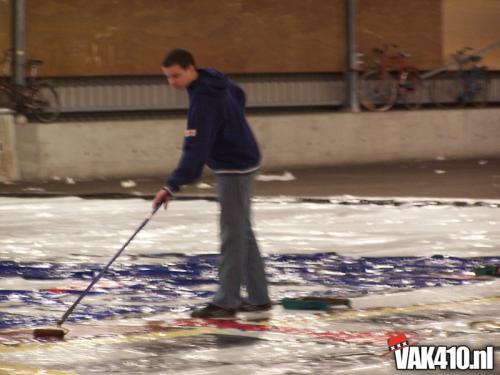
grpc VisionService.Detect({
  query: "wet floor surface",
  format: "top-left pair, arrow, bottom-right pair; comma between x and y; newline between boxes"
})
2,158 -> 500,199
0,197 -> 499,374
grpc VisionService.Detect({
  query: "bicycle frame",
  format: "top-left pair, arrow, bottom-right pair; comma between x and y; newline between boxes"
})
373,46 -> 416,85
429,47 -> 489,107
0,49 -> 60,122
454,48 -> 486,102
359,44 -> 422,111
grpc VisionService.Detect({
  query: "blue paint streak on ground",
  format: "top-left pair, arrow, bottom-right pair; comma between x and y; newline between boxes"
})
0,253 -> 498,329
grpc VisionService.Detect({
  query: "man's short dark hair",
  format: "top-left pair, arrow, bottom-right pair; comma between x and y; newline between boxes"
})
162,49 -> 196,69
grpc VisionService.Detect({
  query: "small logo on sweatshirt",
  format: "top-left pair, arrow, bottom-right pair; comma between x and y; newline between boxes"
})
185,129 -> 197,137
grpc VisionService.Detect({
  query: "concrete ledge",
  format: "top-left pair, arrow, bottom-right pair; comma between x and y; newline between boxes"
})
9,108 -> 500,181
0,109 -> 19,182
251,108 -> 500,167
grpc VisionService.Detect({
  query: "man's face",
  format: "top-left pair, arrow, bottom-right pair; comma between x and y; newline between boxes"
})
162,64 -> 197,90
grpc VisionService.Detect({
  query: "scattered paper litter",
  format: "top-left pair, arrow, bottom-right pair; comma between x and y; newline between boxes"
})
196,182 -> 212,189
121,180 -> 137,188
434,170 -> 446,174
257,171 -> 296,182
65,177 -> 76,184
22,187 -> 45,192
478,160 -> 488,165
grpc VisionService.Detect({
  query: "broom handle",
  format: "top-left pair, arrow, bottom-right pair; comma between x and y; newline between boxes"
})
57,205 -> 161,326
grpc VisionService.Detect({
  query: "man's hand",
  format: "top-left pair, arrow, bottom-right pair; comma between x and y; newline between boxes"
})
153,188 -> 172,210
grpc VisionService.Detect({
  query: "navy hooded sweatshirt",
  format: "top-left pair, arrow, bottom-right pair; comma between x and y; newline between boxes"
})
165,68 -> 261,193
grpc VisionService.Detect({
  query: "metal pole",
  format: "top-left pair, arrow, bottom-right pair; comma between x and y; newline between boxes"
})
11,0 -> 26,85
57,205 -> 160,326
345,0 -> 360,112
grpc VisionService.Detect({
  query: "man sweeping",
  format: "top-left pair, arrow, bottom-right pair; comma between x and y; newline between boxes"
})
152,49 -> 272,319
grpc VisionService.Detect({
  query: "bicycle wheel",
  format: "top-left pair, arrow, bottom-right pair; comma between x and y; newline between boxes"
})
430,72 -> 461,108
466,68 -> 489,107
400,69 -> 423,110
0,84 -> 15,110
28,81 -> 60,122
358,70 -> 396,111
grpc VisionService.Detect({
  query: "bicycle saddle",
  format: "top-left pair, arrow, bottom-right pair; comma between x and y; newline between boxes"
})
27,59 -> 43,66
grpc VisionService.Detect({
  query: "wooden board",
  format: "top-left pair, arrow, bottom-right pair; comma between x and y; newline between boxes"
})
23,0 -> 345,76
0,1 -> 497,76
0,0 -> 10,76
442,0 -> 500,69
358,0 -> 442,70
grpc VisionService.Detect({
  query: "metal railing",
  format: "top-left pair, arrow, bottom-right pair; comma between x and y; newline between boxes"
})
45,72 -> 500,115
49,73 -> 344,113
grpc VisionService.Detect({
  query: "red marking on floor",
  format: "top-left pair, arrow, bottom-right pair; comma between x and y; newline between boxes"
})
173,318 -> 408,344
47,288 -> 68,293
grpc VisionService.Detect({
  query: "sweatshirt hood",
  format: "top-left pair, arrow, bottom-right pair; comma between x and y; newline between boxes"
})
187,68 -> 228,98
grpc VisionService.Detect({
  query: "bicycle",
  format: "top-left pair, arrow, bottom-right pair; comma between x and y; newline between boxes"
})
430,47 -> 489,107
0,49 -> 60,122
358,44 -> 423,111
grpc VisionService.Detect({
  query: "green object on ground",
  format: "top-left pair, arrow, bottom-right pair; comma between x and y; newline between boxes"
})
474,265 -> 499,277
281,296 -> 351,310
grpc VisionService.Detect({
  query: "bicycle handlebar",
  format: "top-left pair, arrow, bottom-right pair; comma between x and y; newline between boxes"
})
2,50 -> 44,66
455,47 -> 474,56
453,47 -> 482,65
372,44 -> 411,61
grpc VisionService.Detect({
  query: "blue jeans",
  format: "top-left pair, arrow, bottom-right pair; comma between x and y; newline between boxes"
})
212,172 -> 271,309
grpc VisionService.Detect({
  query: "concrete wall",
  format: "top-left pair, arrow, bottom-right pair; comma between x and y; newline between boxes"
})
13,117 -> 185,180
252,109 -> 500,167
0,109 -> 19,181
3,109 -> 500,182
